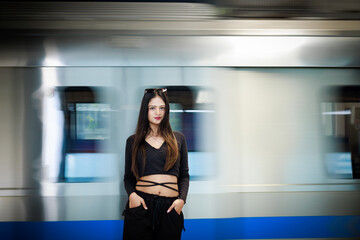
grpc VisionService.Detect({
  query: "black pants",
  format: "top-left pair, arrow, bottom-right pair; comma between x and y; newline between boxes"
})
123,190 -> 185,240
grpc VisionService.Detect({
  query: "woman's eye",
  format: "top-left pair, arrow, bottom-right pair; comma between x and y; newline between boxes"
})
160,107 -> 165,110
149,107 -> 154,110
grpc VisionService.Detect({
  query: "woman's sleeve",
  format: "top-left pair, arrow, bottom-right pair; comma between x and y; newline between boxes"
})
124,137 -> 136,196
178,133 -> 190,202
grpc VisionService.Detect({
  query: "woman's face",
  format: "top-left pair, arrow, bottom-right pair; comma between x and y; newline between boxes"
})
148,95 -> 166,127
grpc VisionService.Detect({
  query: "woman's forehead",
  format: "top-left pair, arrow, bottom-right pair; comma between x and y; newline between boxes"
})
148,96 -> 165,106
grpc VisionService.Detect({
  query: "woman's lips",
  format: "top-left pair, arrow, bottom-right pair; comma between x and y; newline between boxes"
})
155,117 -> 162,120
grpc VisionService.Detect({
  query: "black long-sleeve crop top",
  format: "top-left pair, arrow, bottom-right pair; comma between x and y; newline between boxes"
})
124,131 -> 190,202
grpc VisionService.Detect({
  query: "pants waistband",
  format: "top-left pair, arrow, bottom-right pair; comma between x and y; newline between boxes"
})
135,190 -> 178,201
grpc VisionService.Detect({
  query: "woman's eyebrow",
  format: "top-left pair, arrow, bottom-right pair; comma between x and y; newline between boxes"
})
149,104 -> 165,107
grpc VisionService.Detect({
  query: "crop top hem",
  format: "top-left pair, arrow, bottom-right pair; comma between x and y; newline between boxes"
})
140,173 -> 178,178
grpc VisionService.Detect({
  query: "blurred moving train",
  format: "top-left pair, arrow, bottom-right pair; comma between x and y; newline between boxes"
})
1,1 -> 360,240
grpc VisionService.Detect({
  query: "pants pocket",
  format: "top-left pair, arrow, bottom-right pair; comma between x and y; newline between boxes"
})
123,202 -> 152,240
170,209 -> 185,231
128,204 -> 145,214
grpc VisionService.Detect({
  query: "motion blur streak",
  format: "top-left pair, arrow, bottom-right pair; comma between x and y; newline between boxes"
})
40,68 -> 63,184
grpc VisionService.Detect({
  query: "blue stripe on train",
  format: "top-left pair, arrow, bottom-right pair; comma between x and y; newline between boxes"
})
1,216 -> 359,240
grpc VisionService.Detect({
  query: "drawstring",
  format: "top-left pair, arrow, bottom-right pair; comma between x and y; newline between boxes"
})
150,195 -> 166,229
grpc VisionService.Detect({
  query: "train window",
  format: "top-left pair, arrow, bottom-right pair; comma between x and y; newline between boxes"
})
73,103 -> 110,140
58,87 -> 116,182
321,86 -> 360,179
148,86 -> 216,180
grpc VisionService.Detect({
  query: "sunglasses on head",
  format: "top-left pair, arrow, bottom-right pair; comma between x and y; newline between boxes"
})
144,88 -> 167,95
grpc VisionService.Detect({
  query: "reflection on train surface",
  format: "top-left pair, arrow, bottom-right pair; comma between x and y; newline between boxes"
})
1,1 -> 360,240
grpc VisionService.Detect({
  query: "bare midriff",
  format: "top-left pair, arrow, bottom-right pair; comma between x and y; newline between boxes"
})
136,174 -> 179,197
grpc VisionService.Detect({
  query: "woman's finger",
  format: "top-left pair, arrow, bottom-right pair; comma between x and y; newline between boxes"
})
141,199 -> 148,210
167,203 -> 175,213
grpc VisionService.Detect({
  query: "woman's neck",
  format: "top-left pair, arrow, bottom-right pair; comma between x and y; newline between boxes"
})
149,125 -> 160,137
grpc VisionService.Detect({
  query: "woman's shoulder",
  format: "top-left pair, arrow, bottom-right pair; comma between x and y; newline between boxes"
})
173,131 -> 186,141
126,134 -> 135,144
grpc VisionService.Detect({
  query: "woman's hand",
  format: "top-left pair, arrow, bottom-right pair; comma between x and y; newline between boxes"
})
167,199 -> 184,215
129,192 -> 148,209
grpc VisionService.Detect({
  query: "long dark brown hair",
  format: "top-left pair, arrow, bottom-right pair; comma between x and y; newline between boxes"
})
131,89 -> 178,179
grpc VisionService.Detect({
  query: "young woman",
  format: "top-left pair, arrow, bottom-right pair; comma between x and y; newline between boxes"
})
123,88 -> 189,240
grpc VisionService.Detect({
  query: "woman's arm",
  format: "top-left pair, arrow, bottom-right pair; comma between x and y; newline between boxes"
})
124,136 -> 136,196
168,132 -> 189,214
124,136 -> 147,209
177,133 -> 190,203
